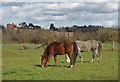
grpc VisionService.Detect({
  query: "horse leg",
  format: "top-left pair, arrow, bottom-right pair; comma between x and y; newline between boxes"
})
54,55 -> 57,67
90,50 -> 95,63
78,51 -> 83,63
68,54 -> 73,68
65,54 -> 70,63
45,54 -> 52,67
95,50 -> 100,63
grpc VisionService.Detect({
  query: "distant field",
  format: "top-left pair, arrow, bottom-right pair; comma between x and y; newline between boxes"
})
2,43 -> 118,80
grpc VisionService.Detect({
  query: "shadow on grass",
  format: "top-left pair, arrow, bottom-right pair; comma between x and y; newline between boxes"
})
35,64 -> 69,68
35,65 -> 41,67
35,60 -> 90,68
75,60 -> 90,63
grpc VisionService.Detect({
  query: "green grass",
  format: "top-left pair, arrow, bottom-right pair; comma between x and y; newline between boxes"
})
2,44 -> 118,80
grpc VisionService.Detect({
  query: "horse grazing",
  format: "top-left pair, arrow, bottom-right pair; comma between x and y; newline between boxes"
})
41,40 -> 78,68
66,40 -> 102,64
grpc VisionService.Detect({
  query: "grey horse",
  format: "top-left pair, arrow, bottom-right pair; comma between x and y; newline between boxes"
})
65,40 -> 102,64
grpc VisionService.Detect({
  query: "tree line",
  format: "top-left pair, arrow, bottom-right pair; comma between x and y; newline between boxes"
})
1,22 -> 117,33
1,22 -> 119,44
49,23 -> 110,32
1,22 -> 41,30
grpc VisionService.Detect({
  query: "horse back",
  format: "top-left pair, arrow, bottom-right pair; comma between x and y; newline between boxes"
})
46,41 -> 74,55
76,40 -> 100,52
46,41 -> 65,55
76,40 -> 91,52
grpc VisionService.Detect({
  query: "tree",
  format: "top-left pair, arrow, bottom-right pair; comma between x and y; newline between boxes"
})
81,26 -> 85,32
19,22 -> 28,29
29,23 -> 34,29
65,27 -> 72,32
34,26 -> 41,29
50,23 -> 56,31
0,25 -> 5,29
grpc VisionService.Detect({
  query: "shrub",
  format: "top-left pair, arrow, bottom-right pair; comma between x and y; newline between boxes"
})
2,28 -> 118,44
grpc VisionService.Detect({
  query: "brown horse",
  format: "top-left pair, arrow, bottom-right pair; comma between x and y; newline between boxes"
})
41,40 -> 78,68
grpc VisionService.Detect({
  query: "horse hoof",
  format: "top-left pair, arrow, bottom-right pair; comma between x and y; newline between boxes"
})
81,61 -> 83,63
69,65 -> 73,68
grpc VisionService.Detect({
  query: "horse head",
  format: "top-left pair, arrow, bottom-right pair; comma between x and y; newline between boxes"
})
41,55 -> 44,67
41,51 -> 48,67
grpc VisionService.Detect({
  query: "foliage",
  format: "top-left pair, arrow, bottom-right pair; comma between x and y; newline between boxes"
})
72,28 -> 118,42
19,22 -> 41,29
49,23 -> 56,31
2,28 -> 118,44
19,22 -> 28,29
2,29 -> 56,45
65,27 -> 73,32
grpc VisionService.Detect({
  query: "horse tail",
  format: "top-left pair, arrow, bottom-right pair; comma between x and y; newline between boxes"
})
73,42 -> 78,65
97,41 -> 102,60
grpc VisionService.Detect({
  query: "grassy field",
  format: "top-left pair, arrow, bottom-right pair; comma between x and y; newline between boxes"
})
2,43 -> 118,80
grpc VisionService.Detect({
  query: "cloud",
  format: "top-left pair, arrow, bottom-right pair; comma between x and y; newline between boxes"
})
53,15 -> 68,21
31,15 -> 52,21
1,2 -> 118,29
31,15 -> 67,21
104,20 -> 115,26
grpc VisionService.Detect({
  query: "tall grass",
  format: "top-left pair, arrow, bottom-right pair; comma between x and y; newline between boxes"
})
2,28 -> 118,44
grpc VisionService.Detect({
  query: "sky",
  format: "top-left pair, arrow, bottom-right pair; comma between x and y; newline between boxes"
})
0,1 -> 118,29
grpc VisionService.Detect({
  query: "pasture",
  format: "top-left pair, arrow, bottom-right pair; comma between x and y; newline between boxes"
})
2,43 -> 118,80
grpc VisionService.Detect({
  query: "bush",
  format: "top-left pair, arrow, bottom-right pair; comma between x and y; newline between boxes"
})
2,29 -> 56,44
2,28 -> 118,44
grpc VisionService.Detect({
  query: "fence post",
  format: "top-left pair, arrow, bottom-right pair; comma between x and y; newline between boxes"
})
112,41 -> 114,51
